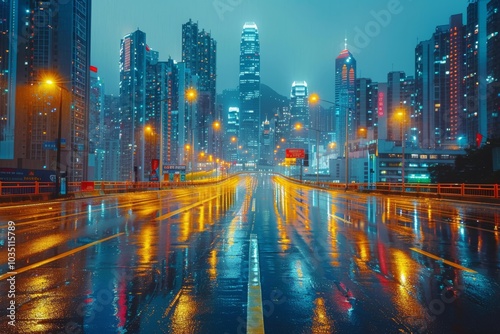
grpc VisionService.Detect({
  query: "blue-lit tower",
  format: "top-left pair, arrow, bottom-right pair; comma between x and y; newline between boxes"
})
239,22 -> 261,163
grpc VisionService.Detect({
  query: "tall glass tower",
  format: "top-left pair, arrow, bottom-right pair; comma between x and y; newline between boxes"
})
239,22 -> 260,163
289,81 -> 309,151
335,48 -> 356,157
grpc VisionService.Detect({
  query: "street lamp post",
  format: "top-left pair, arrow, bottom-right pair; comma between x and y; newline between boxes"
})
56,86 -> 63,196
45,79 -> 67,197
212,120 -> 222,179
397,110 -> 406,192
186,87 -> 197,174
294,123 -> 320,184
309,93 -> 350,189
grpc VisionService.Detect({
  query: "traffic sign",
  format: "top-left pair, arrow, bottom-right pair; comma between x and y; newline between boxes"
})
286,148 -> 305,159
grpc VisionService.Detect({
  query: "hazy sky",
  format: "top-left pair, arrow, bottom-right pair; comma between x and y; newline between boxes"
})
91,0 -> 468,102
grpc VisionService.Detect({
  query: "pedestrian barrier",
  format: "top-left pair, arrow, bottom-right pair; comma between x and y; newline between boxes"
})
1,176 -> 499,201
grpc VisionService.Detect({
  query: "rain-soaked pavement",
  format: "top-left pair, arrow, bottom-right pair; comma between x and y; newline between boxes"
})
0,173 -> 500,333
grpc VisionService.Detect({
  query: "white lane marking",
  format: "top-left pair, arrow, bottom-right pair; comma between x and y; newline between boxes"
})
247,234 -> 265,333
251,198 -> 256,212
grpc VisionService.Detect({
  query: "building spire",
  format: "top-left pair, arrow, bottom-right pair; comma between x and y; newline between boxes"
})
344,37 -> 348,50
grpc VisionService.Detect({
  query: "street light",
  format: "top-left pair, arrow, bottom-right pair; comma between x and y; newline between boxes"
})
45,79 -> 68,197
186,87 -> 197,173
145,125 -> 158,180
294,122 -> 320,184
396,110 -> 406,191
212,120 -> 222,178
309,93 -> 350,189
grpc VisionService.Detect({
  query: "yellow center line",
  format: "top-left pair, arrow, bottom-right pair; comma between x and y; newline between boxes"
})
0,232 -> 124,280
154,195 -> 219,221
328,214 -> 353,225
410,247 -> 477,273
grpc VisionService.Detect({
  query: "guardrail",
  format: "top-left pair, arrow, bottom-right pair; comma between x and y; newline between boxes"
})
0,176 -> 232,199
278,175 -> 500,200
2,176 -> 499,201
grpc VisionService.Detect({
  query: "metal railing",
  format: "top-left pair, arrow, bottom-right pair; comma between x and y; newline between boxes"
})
1,176 -> 499,201
278,175 -> 500,200
0,176 -> 232,199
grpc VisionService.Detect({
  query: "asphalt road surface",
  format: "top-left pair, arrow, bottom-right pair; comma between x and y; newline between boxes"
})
1,173 -> 499,333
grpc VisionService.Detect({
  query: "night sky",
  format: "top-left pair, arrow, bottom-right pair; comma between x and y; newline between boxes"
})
92,0 -> 467,101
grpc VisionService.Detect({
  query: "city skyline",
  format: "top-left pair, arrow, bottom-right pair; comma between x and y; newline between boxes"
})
92,0 -> 467,101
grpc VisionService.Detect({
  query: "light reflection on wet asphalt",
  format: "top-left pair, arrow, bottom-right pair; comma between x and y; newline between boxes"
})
0,173 -> 499,333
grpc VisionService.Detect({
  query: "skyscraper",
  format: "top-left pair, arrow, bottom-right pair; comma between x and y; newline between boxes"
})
487,0 -> 500,139
119,29 -> 148,181
387,71 -> 415,144
239,22 -> 261,163
182,19 -> 217,157
355,78 -> 377,140
465,0 -> 488,147
89,69 -> 105,181
289,81 -> 309,152
335,48 -> 356,156
415,14 -> 466,149
0,0 -> 92,182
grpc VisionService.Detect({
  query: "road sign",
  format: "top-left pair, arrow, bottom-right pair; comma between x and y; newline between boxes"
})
163,165 -> 187,173
286,148 -> 305,159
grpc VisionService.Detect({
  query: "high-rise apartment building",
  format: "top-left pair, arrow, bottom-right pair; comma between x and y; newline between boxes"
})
119,29 -> 149,181
355,78 -> 377,140
416,14 -> 467,148
387,72 -> 415,144
182,19 -> 217,157
0,0 -> 92,182
465,0 -> 488,147
487,0 -> 500,138
89,70 -> 105,180
239,22 -> 261,163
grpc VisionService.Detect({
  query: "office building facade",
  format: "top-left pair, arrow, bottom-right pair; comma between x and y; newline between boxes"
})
0,0 -> 92,182
239,22 -> 261,163
335,48 -> 356,157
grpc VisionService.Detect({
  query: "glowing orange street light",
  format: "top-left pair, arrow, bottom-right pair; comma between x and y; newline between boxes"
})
44,77 -> 67,196
186,87 -> 197,103
309,93 -> 320,105
396,109 -> 406,191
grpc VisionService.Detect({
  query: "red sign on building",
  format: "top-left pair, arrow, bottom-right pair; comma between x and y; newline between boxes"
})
285,148 -> 305,159
378,92 -> 385,117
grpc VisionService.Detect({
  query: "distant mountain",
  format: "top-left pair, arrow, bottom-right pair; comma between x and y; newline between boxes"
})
259,83 -> 289,123
218,84 -> 289,123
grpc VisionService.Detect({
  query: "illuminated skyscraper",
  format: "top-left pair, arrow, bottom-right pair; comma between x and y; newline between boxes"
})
0,0 -> 92,182
335,48 -> 356,156
289,81 -> 309,151
465,0 -> 488,147
487,0 -> 500,138
415,14 -> 466,149
182,19 -> 217,156
239,22 -> 261,163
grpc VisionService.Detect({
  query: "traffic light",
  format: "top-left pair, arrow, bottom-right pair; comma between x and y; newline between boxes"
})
303,153 -> 309,167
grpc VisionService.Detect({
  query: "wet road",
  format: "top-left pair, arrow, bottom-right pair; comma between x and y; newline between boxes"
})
1,173 -> 500,333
